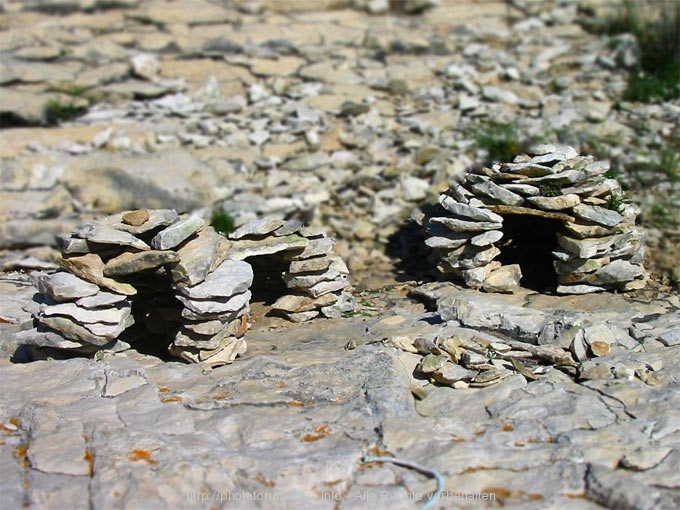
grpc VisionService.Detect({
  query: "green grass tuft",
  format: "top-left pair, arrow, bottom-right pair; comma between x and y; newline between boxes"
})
210,206 -> 235,236
473,120 -> 528,164
607,0 -> 680,102
605,193 -> 626,214
43,98 -> 88,125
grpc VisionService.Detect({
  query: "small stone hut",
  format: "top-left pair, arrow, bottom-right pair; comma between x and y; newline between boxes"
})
18,211 -> 350,366
424,144 -> 647,294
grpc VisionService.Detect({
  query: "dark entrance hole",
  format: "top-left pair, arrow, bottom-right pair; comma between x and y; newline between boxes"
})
118,269 -> 181,361
245,254 -> 290,307
496,214 -> 561,293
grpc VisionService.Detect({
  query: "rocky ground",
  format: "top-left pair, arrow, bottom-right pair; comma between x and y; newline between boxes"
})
0,0 -> 679,508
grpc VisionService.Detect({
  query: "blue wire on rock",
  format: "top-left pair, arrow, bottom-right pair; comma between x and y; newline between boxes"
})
361,455 -> 445,510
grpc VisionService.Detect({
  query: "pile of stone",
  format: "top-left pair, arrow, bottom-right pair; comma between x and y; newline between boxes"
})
226,217 -> 352,323
18,210 -> 351,365
424,144 -> 647,294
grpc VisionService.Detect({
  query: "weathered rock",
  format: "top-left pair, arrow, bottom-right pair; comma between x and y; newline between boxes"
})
103,250 -> 180,276
32,271 -> 99,302
57,254 -> 137,296
150,215 -> 205,250
176,260 -> 253,299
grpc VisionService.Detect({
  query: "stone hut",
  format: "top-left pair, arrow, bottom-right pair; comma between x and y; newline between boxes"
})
18,211 -> 351,366
424,144 -> 647,294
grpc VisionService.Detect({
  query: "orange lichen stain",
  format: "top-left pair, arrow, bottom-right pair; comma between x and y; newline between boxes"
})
325,479 -> 343,486
127,449 -> 158,465
160,396 -> 183,403
514,441 -> 525,447
275,381 -> 287,388
211,392 -> 231,401
14,443 -> 29,469
566,491 -> 588,500
9,418 -> 20,427
255,474 -> 275,487
367,446 -> 393,458
482,487 -> 543,503
289,400 -> 305,407
301,424 -> 331,442
502,424 -> 514,431
450,436 -> 466,442
359,446 -> 395,469
84,449 -> 95,477
158,387 -> 170,393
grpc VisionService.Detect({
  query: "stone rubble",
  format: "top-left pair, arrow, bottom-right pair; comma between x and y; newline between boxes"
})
17,210 -> 350,365
424,145 -> 648,294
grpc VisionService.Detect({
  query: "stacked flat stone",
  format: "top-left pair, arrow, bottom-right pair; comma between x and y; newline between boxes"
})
425,144 -> 647,294
20,210 -> 351,364
225,217 -> 351,323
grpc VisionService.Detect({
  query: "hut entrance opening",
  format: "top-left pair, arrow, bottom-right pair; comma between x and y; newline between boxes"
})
245,254 -> 290,308
496,214 -> 562,293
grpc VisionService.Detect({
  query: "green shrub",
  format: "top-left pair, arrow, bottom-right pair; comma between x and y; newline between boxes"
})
210,206 -> 235,236
605,193 -> 625,214
607,0 -> 679,102
43,98 -> 87,125
473,120 -> 528,164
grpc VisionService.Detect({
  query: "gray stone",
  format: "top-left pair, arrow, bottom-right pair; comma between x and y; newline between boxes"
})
105,209 -> 180,235
439,195 -> 504,222
527,194 -> 580,210
72,224 -> 150,251
229,217 -> 285,240
58,254 -> 137,296
470,180 -> 524,206
103,250 -> 180,276
483,264 -> 522,293
76,291 -> 128,309
176,291 -> 251,315
288,256 -> 333,274
429,217 -> 503,232
226,234 -> 308,260
290,236 -> 334,260
32,271 -> 99,302
42,302 -> 131,326
572,204 -> 624,228
592,260 -> 645,284
150,215 -> 205,250
176,260 -> 253,299
170,227 -> 223,286
470,230 -> 503,247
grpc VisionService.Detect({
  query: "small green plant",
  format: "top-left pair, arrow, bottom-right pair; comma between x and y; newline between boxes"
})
659,133 -> 680,183
605,193 -> 626,214
539,183 -> 562,197
210,206 -> 235,236
43,98 -> 88,125
473,120 -> 526,164
605,0 -> 679,102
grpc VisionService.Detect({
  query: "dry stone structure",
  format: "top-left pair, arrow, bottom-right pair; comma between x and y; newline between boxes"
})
425,144 -> 647,294
18,211 -> 350,366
